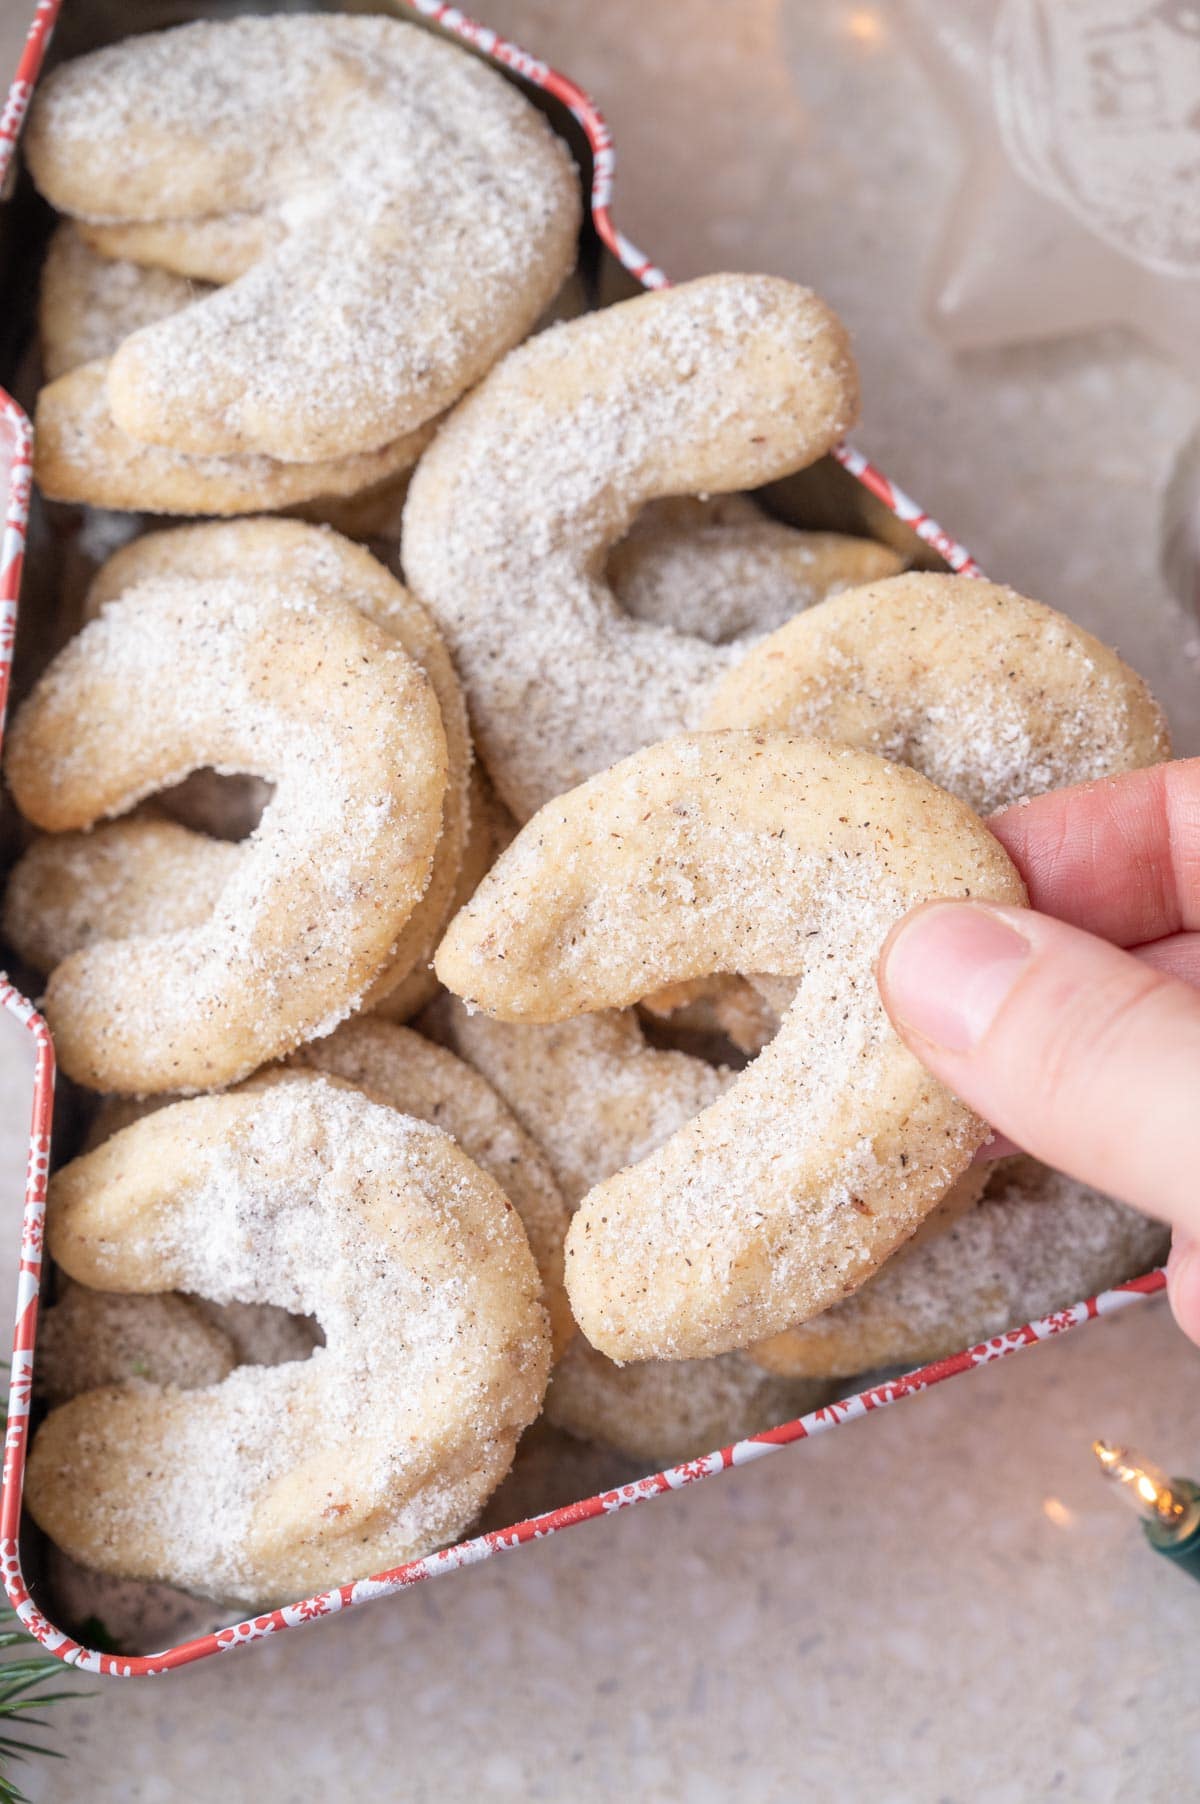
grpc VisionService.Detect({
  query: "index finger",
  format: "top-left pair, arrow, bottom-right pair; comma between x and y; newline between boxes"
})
988,759 -> 1200,946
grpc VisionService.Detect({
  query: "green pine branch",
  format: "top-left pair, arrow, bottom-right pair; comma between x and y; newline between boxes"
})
0,1381 -> 83,1803
0,1598 -> 78,1804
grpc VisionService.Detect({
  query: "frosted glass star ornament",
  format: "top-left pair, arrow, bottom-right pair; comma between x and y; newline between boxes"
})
899,0 -> 1200,378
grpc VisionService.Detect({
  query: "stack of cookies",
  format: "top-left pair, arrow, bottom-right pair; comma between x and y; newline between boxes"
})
1,14 -> 1170,1633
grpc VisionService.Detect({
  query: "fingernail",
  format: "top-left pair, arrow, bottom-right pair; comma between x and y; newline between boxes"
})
880,903 -> 1033,1054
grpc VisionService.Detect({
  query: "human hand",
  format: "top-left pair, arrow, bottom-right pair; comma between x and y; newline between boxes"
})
876,760 -> 1200,1345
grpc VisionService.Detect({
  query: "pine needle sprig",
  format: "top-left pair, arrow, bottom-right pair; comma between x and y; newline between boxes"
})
0,1378 -> 84,1803
0,1600 -> 80,1804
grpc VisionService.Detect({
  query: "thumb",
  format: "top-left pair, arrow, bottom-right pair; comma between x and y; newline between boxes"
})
876,900 -> 1200,1240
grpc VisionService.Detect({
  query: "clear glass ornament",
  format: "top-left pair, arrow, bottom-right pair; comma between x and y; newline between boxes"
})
901,0 -> 1200,379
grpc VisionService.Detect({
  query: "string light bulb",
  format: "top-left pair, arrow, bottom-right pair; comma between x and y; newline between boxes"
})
1093,1442 -> 1200,1582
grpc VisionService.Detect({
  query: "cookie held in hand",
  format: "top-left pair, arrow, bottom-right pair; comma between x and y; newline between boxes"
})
437,732 -> 1026,1360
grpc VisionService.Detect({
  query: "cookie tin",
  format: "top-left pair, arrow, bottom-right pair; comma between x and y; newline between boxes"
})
0,0 -> 1166,1677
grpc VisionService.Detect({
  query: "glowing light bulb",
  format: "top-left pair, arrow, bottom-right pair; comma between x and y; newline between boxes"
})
1092,1440 -> 1200,1580
1092,1441 -> 1189,1529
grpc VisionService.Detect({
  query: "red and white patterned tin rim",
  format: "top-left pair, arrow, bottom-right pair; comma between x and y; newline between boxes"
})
0,0 -> 1165,1677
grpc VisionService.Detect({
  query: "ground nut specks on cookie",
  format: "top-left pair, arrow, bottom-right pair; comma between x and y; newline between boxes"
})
436,733 -> 1027,1361
25,16 -> 581,465
27,1076 -> 550,1607
38,526 -> 484,1029
403,274 -> 860,820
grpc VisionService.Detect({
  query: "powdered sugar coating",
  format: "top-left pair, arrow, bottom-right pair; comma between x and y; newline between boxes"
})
4,817 -> 236,978
6,567 -> 447,1093
546,1339 -> 832,1466
27,1076 -> 550,1607
371,766 -> 502,1026
707,573 -> 1170,814
290,1018 -> 572,1359
188,1300 -> 320,1372
431,997 -> 833,1454
404,274 -> 860,819
437,732 -> 1027,1360
432,999 -> 731,1213
750,1158 -> 1170,1378
34,359 -> 436,516
39,222 -> 209,383
610,497 -> 903,645
80,209 -> 274,285
33,227 -> 420,519
35,1282 -> 235,1409
82,1099 -> 325,1374
611,491 -> 905,1056
26,15 -> 581,462
81,520 -> 472,1015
